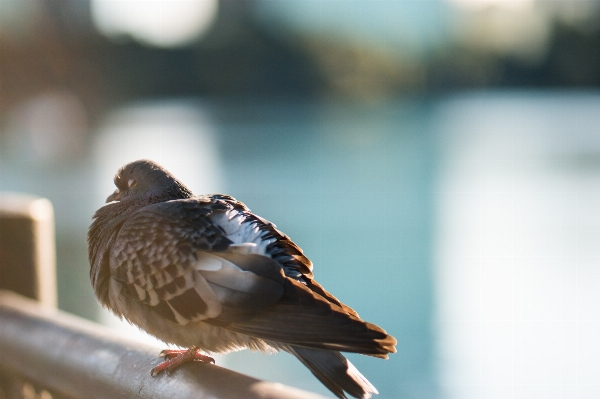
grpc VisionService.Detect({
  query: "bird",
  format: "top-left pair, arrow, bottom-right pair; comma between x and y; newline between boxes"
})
88,159 -> 396,399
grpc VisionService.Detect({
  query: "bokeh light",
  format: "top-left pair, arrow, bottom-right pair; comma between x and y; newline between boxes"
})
90,0 -> 218,47
447,0 -> 535,11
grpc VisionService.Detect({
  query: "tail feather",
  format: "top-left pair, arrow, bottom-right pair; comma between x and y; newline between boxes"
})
287,346 -> 378,399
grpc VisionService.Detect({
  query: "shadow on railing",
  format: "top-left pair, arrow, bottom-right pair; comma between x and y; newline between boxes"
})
0,193 -> 326,399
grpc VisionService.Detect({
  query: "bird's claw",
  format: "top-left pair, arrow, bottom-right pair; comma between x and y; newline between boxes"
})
151,347 -> 214,376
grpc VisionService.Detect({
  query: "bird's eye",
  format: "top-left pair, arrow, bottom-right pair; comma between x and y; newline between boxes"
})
128,179 -> 137,188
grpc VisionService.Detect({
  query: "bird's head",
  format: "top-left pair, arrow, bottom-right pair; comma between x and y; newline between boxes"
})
106,159 -> 193,204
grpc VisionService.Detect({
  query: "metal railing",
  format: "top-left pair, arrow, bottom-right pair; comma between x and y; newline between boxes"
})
0,193 -> 326,399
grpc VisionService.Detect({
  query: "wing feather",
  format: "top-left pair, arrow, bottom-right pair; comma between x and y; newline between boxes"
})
207,277 -> 397,358
198,253 -> 285,316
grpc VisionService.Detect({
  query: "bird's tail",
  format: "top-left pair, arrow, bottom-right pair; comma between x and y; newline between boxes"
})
286,346 -> 378,399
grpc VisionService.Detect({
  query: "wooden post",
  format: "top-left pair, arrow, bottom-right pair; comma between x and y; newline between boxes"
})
0,193 -> 57,307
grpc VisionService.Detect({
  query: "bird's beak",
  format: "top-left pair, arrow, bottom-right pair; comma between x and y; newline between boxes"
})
106,189 -> 120,203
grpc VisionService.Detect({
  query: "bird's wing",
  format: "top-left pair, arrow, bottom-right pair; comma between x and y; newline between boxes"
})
110,196 -> 396,357
209,194 -> 314,280
210,194 -> 361,319
204,196 -> 395,356
110,198 -> 285,325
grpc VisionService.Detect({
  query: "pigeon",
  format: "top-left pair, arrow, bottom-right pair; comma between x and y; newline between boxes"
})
88,159 -> 396,399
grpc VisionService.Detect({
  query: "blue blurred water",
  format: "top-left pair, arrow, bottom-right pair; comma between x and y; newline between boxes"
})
3,92 -> 600,398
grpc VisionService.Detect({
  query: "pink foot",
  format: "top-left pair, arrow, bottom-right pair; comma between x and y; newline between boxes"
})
151,346 -> 215,376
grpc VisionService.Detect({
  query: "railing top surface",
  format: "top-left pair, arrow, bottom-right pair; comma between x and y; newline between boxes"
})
0,290 -> 327,399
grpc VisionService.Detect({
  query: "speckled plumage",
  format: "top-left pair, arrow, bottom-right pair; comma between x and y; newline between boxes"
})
88,159 -> 396,399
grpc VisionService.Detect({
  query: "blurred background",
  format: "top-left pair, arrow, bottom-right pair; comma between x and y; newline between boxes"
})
1,0 -> 600,398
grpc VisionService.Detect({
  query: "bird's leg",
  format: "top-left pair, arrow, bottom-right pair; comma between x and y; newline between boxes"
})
150,346 -> 215,376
